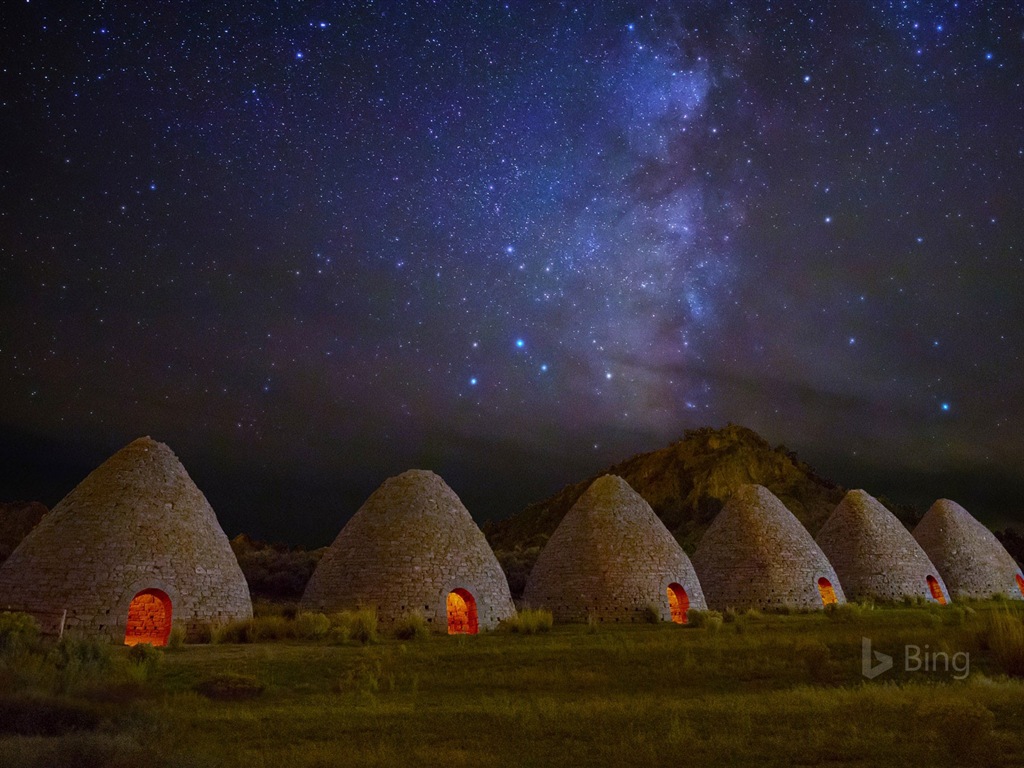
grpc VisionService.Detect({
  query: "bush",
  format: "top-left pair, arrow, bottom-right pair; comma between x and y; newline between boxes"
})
393,611 -> 430,641
125,643 -> 161,680
194,673 -> 265,701
0,612 -> 40,654
212,619 -> 254,644
48,636 -> 112,693
166,623 -> 186,649
293,612 -> 331,640
642,604 -> 662,624
688,610 -> 723,632
796,640 -> 832,684
723,608 -> 740,624
328,609 -> 377,645
500,609 -> 554,635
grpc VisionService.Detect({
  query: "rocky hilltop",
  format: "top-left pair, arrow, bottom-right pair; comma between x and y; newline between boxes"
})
0,501 -> 48,565
485,425 -> 847,557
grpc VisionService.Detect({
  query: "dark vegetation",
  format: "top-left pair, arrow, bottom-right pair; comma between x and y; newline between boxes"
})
228,534 -> 324,601
3,602 -> 1024,766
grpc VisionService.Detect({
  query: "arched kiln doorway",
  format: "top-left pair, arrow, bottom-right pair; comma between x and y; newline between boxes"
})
817,577 -> 838,607
125,588 -> 173,646
666,583 -> 690,624
926,575 -> 947,605
446,588 -> 478,635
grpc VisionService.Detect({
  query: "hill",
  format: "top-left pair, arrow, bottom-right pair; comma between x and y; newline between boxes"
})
483,425 -> 857,595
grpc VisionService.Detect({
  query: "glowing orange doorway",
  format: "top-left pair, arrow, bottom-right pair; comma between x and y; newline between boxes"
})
666,583 -> 690,624
817,577 -> 837,606
125,588 -> 172,646
926,575 -> 947,605
1017,574 -> 1024,598
446,588 -> 478,635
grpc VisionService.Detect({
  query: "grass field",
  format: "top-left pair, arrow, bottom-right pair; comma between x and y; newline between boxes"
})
2,602 -> 1024,767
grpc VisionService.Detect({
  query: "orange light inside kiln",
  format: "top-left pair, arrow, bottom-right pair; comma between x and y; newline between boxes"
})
666,583 -> 689,624
446,588 -> 478,635
125,588 -> 172,646
817,577 -> 837,606
926,575 -> 947,605
1016,574 -> 1024,598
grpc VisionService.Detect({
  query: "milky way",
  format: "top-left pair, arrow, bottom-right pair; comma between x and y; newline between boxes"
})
2,2 -> 1022,542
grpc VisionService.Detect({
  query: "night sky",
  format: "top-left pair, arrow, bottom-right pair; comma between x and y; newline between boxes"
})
2,1 -> 1022,546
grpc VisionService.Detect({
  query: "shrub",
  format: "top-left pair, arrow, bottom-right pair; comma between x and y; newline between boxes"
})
49,636 -> 112,692
328,609 -> 378,645
0,612 -> 40,654
125,643 -> 161,680
688,610 -> 723,631
213,619 -> 254,644
393,611 -> 430,641
642,604 -> 662,624
166,623 -> 186,650
723,608 -> 740,624
194,673 -> 265,701
586,614 -> 599,634
500,609 -> 554,635
293,612 -> 331,640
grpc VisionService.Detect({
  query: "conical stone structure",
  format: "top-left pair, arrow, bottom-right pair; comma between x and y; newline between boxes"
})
0,437 -> 252,641
816,490 -> 950,604
913,499 -> 1024,600
692,484 -> 846,611
523,475 -> 707,623
300,470 -> 515,632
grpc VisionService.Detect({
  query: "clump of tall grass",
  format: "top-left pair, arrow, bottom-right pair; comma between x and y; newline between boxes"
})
980,609 -> 1024,677
642,604 -> 662,624
500,609 -> 553,635
213,615 -> 295,643
0,612 -> 40,654
124,643 -> 161,682
166,623 -> 186,650
824,602 -> 862,622
293,612 -> 331,640
328,609 -> 378,645
393,611 -> 430,641
688,610 -> 723,632
48,635 -> 113,694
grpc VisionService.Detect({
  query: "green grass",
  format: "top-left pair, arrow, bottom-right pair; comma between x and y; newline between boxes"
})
3,602 -> 1024,767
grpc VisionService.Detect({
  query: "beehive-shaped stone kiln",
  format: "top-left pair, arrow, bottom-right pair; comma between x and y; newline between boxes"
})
692,484 -> 846,610
0,437 -> 252,644
300,469 -> 515,633
523,475 -> 707,624
913,499 -> 1024,600
816,490 -> 950,604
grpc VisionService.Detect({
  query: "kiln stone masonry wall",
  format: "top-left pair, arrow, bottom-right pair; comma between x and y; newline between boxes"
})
692,484 -> 846,611
524,475 -> 706,623
913,499 -> 1024,600
816,490 -> 949,603
0,437 -> 252,640
300,469 -> 515,631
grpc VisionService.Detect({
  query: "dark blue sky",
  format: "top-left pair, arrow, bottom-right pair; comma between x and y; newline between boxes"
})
2,1 -> 1022,545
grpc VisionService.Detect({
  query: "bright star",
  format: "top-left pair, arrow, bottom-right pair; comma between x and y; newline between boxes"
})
469,377 -> 478,386
941,402 -> 950,412
515,339 -> 524,348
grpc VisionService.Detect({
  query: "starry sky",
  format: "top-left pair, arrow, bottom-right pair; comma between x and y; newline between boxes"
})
2,1 -> 1022,545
